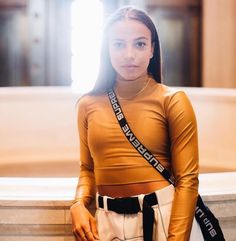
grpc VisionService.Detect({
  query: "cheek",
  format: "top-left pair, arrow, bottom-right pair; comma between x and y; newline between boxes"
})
138,51 -> 152,66
109,49 -> 121,69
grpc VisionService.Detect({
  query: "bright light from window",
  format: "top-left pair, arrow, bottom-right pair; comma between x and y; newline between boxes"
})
71,0 -> 103,93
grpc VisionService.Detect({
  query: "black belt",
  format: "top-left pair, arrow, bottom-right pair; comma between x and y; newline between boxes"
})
98,192 -> 158,241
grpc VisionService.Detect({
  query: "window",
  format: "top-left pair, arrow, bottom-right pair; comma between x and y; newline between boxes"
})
148,3 -> 201,86
0,0 -> 201,88
70,0 -> 103,93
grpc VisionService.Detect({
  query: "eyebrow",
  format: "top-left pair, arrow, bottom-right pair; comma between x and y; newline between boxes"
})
111,37 -> 149,41
135,37 -> 149,41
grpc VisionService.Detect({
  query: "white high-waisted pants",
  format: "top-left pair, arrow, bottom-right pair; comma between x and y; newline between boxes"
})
95,185 -> 204,241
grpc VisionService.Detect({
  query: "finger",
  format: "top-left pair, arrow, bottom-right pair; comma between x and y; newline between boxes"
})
84,230 -> 95,241
81,234 -> 88,241
73,230 -> 82,241
90,217 -> 99,239
73,227 -> 86,241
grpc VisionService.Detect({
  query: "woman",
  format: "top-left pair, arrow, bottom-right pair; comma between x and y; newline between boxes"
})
70,6 -> 204,241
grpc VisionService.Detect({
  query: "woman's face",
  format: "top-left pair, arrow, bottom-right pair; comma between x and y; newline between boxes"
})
108,19 -> 154,81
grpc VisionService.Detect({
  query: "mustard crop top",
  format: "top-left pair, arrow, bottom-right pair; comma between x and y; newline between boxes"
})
76,77 -> 199,241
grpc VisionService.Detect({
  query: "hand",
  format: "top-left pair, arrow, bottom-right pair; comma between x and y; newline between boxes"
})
70,201 -> 99,241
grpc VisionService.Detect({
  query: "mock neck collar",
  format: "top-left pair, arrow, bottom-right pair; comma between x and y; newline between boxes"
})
114,74 -> 150,99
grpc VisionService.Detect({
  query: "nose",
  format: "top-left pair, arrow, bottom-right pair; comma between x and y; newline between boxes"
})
125,45 -> 135,60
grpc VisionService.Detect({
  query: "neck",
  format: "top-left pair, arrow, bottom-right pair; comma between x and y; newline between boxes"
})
115,73 -> 149,99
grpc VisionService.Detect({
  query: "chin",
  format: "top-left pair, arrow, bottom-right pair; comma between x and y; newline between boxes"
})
119,73 -> 143,81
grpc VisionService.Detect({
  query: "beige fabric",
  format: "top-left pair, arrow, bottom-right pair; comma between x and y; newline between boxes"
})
95,185 -> 204,241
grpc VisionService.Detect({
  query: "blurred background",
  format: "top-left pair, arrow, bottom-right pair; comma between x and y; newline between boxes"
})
0,2 -> 236,240
0,3 -> 235,240
0,0 -> 235,91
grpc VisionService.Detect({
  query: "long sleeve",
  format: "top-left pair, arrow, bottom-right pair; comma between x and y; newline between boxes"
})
74,97 -> 96,207
166,91 -> 199,241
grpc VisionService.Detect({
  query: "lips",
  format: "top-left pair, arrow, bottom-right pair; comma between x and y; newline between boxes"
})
121,64 -> 139,68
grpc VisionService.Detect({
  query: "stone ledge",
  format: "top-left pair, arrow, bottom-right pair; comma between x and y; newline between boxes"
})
0,172 -> 235,241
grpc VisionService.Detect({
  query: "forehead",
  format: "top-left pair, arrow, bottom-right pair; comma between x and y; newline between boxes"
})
108,19 -> 151,40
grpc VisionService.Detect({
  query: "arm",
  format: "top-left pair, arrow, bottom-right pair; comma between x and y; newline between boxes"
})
70,96 -> 98,241
166,91 -> 199,241
74,96 -> 96,207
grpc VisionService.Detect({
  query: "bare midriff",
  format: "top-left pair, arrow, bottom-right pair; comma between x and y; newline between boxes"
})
97,180 -> 170,197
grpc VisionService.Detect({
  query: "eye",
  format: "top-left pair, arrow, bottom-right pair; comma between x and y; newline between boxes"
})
135,41 -> 147,49
113,42 -> 125,49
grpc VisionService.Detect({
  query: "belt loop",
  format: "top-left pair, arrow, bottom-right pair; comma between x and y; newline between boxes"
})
103,196 -> 109,212
138,194 -> 145,211
154,191 -> 159,205
96,193 -> 99,209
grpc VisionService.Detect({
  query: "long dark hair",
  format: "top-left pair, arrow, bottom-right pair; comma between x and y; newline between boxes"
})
91,5 -> 162,95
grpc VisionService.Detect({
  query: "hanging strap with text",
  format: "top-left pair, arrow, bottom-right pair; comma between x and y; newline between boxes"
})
107,89 -> 174,185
